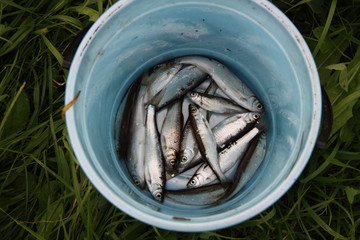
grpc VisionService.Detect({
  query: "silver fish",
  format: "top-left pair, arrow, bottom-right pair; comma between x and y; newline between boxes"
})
175,56 -> 263,112
160,100 -> 183,173
165,184 -> 227,206
187,126 -> 262,189
188,104 -> 229,184
187,91 -> 247,114
179,112 -> 261,173
212,112 -> 261,150
140,63 -> 172,86
150,65 -> 207,109
127,88 -> 147,188
225,132 -> 267,200
143,63 -> 182,102
166,163 -> 200,190
145,105 -> 165,202
177,119 -> 199,174
119,78 -> 142,159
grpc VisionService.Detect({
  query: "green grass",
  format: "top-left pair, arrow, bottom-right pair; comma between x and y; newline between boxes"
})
0,0 -> 359,239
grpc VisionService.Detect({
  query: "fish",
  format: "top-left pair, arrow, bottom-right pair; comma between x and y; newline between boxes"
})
179,112 -> 261,173
177,119 -> 199,174
224,132 -> 267,200
126,87 -> 147,188
187,91 -> 247,114
177,82 -> 218,174
188,104 -> 229,184
144,105 -> 165,202
142,63 -> 182,102
160,100 -> 183,173
175,56 -> 264,112
187,126 -> 262,189
212,112 -> 261,150
149,65 -> 208,109
119,77 -> 142,159
165,163 -> 201,191
165,184 -> 227,206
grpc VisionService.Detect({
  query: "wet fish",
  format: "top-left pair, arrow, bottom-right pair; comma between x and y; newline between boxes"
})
126,88 -> 147,188
143,63 -> 182,102
188,104 -> 229,184
187,91 -> 247,114
179,112 -> 261,173
187,126 -> 262,189
175,56 -> 263,112
165,184 -> 227,206
149,65 -> 207,109
145,105 -> 165,202
160,100 -> 183,173
119,77 -> 142,159
225,132 -> 267,200
212,112 -> 261,150
166,163 -> 200,190
177,119 -> 199,174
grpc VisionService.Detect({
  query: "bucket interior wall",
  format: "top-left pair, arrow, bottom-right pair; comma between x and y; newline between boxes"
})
69,0 -> 316,224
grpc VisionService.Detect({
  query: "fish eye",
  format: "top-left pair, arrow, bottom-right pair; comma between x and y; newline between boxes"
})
156,193 -> 162,199
256,103 -> 263,110
190,179 -> 196,185
134,179 -> 139,185
253,114 -> 260,120
170,159 -> 175,165
181,156 -> 187,163
190,92 -> 197,97
190,106 -> 197,113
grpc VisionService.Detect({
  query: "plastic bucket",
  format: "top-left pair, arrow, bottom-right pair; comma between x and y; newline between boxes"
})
65,0 -> 321,232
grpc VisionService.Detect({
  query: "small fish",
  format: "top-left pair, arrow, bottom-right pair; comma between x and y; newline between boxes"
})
165,184 -> 227,206
160,100 -> 183,172
145,105 -> 165,202
119,77 -> 142,159
143,63 -> 182,102
179,112 -> 261,173
212,112 -> 261,150
175,56 -> 264,112
187,126 -> 262,189
177,119 -> 199,174
187,91 -> 247,114
149,65 -> 207,109
188,104 -> 229,184
126,88 -> 147,188
224,132 -> 267,200
166,163 -> 201,190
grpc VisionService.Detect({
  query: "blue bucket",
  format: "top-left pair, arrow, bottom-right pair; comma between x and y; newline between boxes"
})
65,0 -> 321,232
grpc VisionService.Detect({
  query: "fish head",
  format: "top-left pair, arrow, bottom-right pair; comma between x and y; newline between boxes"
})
249,96 -> 264,113
132,176 -> 142,187
188,104 -> 199,116
187,91 -> 201,102
164,148 -> 178,171
151,185 -> 164,202
178,148 -> 194,167
187,174 -> 203,188
251,112 -> 262,121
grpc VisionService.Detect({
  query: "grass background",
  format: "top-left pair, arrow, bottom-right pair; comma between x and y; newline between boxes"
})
0,0 -> 359,239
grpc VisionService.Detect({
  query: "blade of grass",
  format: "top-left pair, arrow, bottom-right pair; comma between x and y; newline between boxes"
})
0,208 -> 46,240
312,0 -> 338,57
41,34 -> 63,65
0,82 -> 26,138
302,200 -> 348,239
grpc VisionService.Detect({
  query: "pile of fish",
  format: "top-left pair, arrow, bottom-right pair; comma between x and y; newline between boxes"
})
120,56 -> 267,205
